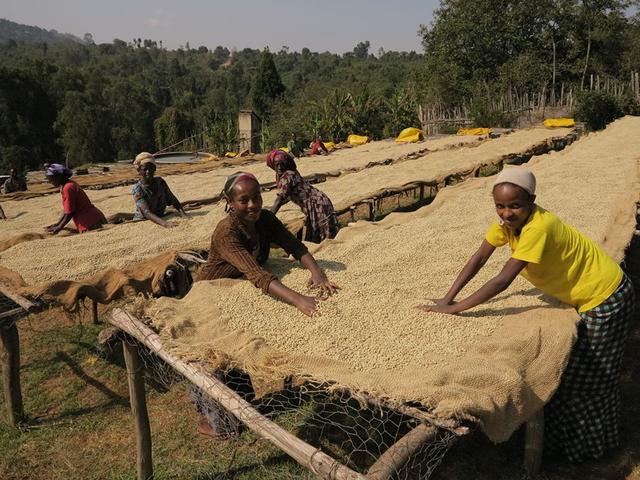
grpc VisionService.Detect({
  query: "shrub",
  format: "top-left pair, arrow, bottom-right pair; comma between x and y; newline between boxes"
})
574,91 -> 622,131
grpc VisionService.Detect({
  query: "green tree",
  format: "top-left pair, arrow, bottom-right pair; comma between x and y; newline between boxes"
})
153,107 -> 193,150
250,48 -> 285,118
0,67 -> 58,170
55,84 -> 115,166
352,40 -> 371,59
106,79 -> 157,159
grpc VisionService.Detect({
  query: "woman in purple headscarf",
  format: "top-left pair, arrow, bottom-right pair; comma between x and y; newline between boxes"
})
43,164 -> 107,234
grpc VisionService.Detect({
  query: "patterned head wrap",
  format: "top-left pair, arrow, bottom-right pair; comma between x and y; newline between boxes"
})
222,171 -> 259,201
133,152 -> 156,168
266,149 -> 297,172
493,167 -> 536,196
45,163 -> 73,178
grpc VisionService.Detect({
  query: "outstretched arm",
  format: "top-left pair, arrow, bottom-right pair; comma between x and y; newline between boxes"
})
429,240 -> 497,306
267,279 -> 320,317
46,213 -> 72,234
270,194 -> 288,214
420,257 -> 528,314
143,210 -> 175,228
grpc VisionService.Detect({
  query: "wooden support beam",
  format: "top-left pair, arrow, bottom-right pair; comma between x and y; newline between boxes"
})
92,300 -> 100,325
109,308 -> 365,480
0,285 -> 36,312
366,424 -> 438,480
122,339 -> 153,480
524,409 -> 544,476
0,307 -> 24,321
1,322 -> 24,427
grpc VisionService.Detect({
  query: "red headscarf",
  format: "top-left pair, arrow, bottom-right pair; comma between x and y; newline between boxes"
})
266,149 -> 297,172
222,171 -> 259,200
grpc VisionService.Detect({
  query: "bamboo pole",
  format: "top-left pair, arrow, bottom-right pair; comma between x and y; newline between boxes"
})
367,424 -> 438,480
0,322 -> 24,427
524,409 -> 544,476
109,309 -> 366,480
123,339 -> 154,480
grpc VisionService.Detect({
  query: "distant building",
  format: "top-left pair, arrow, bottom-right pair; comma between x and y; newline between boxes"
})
238,110 -> 262,153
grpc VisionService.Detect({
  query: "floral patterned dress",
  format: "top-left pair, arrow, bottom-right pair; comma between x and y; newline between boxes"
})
276,170 -> 338,243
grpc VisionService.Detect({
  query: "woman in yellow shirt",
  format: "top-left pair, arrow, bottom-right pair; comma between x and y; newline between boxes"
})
421,167 -> 635,462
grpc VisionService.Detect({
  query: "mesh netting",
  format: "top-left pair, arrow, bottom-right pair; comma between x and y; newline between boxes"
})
107,330 -> 462,480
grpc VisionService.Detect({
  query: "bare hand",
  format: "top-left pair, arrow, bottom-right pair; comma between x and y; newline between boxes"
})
179,210 -> 189,218
295,295 -> 321,317
307,272 -> 340,298
430,297 -> 453,306
163,222 -> 177,229
416,302 -> 457,314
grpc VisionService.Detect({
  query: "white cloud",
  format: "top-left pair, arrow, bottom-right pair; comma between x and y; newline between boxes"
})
146,9 -> 174,28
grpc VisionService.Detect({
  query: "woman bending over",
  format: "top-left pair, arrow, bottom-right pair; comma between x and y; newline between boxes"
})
421,167 -> 635,462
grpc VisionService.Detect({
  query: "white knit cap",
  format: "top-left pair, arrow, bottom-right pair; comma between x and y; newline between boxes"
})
493,167 -> 536,195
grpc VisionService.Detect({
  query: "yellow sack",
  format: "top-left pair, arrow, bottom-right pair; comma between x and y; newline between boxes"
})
544,118 -> 575,128
224,151 -> 238,158
199,153 -> 219,162
347,134 -> 369,145
457,127 -> 492,136
278,146 -> 289,153
395,127 -> 424,143
323,141 -> 335,151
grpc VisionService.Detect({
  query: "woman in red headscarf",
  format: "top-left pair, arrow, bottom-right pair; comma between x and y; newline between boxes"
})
266,149 -> 339,243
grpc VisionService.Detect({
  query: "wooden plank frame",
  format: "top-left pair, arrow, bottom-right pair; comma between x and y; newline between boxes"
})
108,308 -> 468,480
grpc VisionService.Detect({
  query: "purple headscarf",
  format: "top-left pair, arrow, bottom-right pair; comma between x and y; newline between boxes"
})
45,164 -> 73,178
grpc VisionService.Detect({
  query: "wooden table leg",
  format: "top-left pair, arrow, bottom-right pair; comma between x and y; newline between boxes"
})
524,409 -> 544,476
92,300 -> 100,324
1,322 -> 24,427
123,339 -> 153,480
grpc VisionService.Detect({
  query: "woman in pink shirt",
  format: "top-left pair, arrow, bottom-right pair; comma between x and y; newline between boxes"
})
44,164 -> 107,234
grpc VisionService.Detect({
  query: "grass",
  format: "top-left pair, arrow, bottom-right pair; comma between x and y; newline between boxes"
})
2,244 -> 640,480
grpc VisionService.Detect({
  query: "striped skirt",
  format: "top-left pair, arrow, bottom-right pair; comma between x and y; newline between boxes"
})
545,274 -> 636,462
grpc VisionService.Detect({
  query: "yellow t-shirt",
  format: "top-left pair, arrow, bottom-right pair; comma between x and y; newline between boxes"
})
485,205 -> 622,312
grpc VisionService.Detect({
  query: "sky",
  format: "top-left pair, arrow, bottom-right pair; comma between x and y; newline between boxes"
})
1,0 -> 441,53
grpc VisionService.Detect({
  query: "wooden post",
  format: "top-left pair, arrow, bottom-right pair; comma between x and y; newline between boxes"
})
524,409 -> 544,476
123,339 -> 153,480
0,322 -> 24,427
92,300 -> 100,324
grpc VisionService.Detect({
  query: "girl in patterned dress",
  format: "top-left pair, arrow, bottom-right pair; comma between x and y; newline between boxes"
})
266,149 -> 339,243
421,167 -> 636,462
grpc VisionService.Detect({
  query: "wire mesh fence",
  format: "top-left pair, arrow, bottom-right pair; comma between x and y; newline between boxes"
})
108,323 -> 461,480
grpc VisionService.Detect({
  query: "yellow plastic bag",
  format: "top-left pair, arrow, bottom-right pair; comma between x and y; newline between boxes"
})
457,127 -> 492,136
544,118 -> 575,128
323,141 -> 335,151
395,127 -> 424,143
347,134 -> 369,146
278,147 -> 290,153
224,151 -> 238,158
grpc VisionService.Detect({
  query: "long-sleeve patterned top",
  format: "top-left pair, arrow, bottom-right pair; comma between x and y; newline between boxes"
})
132,177 -> 181,220
198,209 -> 308,293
